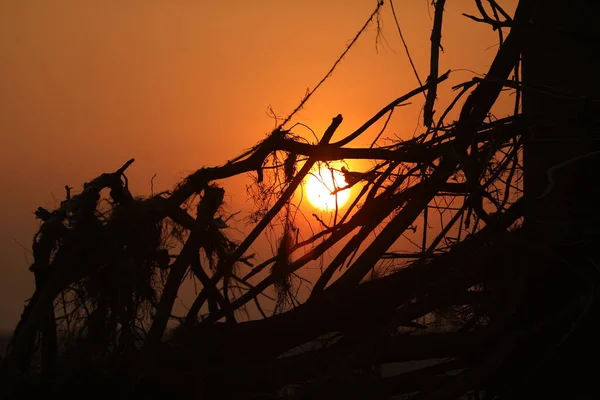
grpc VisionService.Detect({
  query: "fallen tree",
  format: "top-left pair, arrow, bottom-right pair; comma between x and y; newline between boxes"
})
2,1 -> 600,399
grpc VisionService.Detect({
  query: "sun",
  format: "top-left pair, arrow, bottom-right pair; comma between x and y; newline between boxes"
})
305,166 -> 351,210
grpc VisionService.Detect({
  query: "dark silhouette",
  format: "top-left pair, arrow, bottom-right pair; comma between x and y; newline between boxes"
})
2,1 -> 599,398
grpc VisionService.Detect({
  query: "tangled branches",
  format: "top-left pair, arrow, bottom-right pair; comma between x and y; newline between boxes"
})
3,1 -> 599,399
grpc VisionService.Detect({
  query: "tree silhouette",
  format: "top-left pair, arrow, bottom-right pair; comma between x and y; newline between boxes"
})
2,1 -> 599,399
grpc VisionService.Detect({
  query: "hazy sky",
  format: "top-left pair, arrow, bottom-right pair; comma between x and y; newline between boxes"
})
0,0 -> 517,331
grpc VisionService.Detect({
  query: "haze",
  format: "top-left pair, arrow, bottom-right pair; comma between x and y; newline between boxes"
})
0,0 -> 516,332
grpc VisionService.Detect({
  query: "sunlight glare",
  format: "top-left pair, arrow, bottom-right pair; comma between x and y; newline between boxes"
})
305,166 -> 351,210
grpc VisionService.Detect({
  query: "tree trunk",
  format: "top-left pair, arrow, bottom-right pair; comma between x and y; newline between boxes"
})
523,0 -> 600,236
509,1 -> 600,397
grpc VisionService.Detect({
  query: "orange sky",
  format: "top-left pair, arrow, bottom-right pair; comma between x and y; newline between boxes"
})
0,0 -> 517,331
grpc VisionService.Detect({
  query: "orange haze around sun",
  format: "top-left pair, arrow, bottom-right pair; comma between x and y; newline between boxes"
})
0,0 -> 518,331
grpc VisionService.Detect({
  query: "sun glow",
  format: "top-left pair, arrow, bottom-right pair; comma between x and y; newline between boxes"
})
305,166 -> 351,210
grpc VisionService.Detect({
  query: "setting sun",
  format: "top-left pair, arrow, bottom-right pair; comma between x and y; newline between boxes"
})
305,166 -> 351,210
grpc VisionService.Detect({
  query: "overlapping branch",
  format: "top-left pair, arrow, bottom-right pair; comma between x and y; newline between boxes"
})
4,2 -> 580,399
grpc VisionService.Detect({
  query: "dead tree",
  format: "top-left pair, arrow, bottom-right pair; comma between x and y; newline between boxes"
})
2,1 -> 599,399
